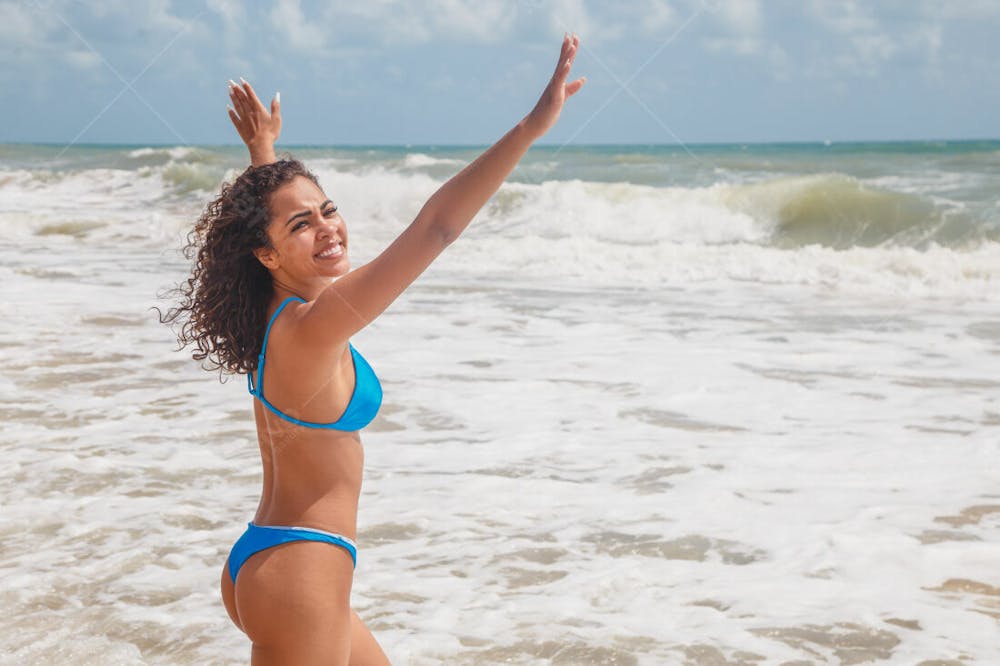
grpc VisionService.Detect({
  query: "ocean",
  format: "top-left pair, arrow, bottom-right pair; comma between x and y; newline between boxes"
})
0,140 -> 997,664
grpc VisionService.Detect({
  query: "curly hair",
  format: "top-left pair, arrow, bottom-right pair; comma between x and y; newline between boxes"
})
156,158 -> 320,381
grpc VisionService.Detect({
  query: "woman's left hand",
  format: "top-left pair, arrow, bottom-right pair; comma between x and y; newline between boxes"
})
227,78 -> 281,167
523,33 -> 586,140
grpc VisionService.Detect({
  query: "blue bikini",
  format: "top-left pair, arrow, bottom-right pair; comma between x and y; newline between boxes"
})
227,522 -> 358,584
227,295 -> 382,584
246,295 -> 382,431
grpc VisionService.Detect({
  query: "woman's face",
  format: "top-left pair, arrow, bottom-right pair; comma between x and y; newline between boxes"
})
256,175 -> 350,281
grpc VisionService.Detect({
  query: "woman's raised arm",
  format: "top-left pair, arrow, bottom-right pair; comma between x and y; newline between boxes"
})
227,78 -> 281,167
427,33 -> 585,243
292,34 -> 586,348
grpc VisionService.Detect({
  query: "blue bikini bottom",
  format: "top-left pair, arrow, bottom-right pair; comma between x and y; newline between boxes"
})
227,521 -> 358,584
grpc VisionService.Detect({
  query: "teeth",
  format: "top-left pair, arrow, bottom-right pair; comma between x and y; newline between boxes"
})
317,243 -> 343,258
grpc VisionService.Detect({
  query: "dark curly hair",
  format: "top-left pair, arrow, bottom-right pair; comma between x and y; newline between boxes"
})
156,158 -> 320,381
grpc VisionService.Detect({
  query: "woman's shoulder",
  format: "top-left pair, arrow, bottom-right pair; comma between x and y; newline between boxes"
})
265,298 -> 349,366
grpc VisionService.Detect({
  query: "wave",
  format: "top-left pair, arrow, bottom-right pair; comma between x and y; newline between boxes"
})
2,154 -> 998,297
446,233 -> 1000,299
159,162 -> 226,195
1,162 -> 993,249
0,159 -> 228,216
125,146 -> 220,168
720,174 -> 990,249
401,152 -> 465,168
435,173 -> 1000,298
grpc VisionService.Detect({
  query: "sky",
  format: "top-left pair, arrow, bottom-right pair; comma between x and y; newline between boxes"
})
2,0 -> 999,146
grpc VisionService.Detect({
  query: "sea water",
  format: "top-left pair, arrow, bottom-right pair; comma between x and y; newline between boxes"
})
0,141 -> 997,664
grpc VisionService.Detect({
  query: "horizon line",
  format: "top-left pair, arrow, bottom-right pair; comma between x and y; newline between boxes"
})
3,137 -> 999,149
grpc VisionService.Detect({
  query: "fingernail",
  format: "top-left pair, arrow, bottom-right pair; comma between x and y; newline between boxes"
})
228,79 -> 236,88
227,104 -> 234,112
275,91 -> 280,103
240,76 -> 248,85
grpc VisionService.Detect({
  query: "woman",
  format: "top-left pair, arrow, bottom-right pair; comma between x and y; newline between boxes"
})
169,34 -> 584,664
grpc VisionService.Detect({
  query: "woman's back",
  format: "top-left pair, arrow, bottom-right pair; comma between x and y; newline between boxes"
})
248,295 -> 369,530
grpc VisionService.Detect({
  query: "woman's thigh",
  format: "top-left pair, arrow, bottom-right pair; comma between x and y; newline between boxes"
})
247,609 -> 388,665
350,609 -> 391,666
235,540 -> 355,664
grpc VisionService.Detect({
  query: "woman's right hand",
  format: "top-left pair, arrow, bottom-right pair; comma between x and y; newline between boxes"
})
227,78 -> 281,167
523,33 -> 586,140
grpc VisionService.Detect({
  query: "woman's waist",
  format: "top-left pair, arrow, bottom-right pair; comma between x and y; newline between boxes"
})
262,428 -> 365,481
254,489 -> 361,540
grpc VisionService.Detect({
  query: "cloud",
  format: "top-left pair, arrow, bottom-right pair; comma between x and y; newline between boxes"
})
806,1 -> 896,76
920,2 -> 1000,20
807,0 -> 878,34
313,0 -> 518,46
65,50 -> 102,70
0,0 -> 203,82
700,0 -> 765,57
703,36 -> 760,57
697,0 -> 788,78
647,1 -> 678,33
803,1 -> 961,78
430,0 -> 517,42
547,0 -> 616,41
0,1 -> 57,50
712,0 -> 763,35
206,0 -> 246,44
834,33 -> 896,76
613,0 -> 679,37
269,0 -> 330,55
85,0 -> 194,42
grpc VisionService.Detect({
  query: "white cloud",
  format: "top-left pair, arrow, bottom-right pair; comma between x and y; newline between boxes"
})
204,0 -> 252,73
0,1 -> 57,49
548,0 -> 613,41
269,0 -> 330,55
89,0 -> 191,36
807,0 -> 878,34
614,0 -> 678,37
698,0 -> 788,77
703,36 -> 761,57
702,36 -> 789,81
804,0 -> 959,78
206,0 -> 246,44
804,2 -> 896,77
0,0 -> 201,79
327,1 -> 432,44
712,0 -> 763,35
915,1 -> 1000,22
914,23 -> 942,69
315,0 -> 518,46
431,0 -> 517,42
206,0 -> 245,26
65,50 -> 102,70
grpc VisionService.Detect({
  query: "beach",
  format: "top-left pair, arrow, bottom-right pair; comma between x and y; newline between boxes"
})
0,141 -> 998,664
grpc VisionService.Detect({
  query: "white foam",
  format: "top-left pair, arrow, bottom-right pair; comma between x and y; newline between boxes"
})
127,146 -> 197,160
1,223 -> 998,664
401,152 -> 464,168
2,152 -> 996,299
2,144 -> 998,661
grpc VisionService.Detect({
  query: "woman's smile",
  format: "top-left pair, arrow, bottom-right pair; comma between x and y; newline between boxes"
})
315,241 -> 344,260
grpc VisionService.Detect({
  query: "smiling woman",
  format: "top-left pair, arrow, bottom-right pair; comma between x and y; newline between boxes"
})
158,34 -> 585,665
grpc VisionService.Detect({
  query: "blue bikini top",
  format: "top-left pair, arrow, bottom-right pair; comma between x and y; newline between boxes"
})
247,295 -> 382,431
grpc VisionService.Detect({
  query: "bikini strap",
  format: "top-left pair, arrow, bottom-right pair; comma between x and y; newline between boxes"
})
248,296 -> 306,395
